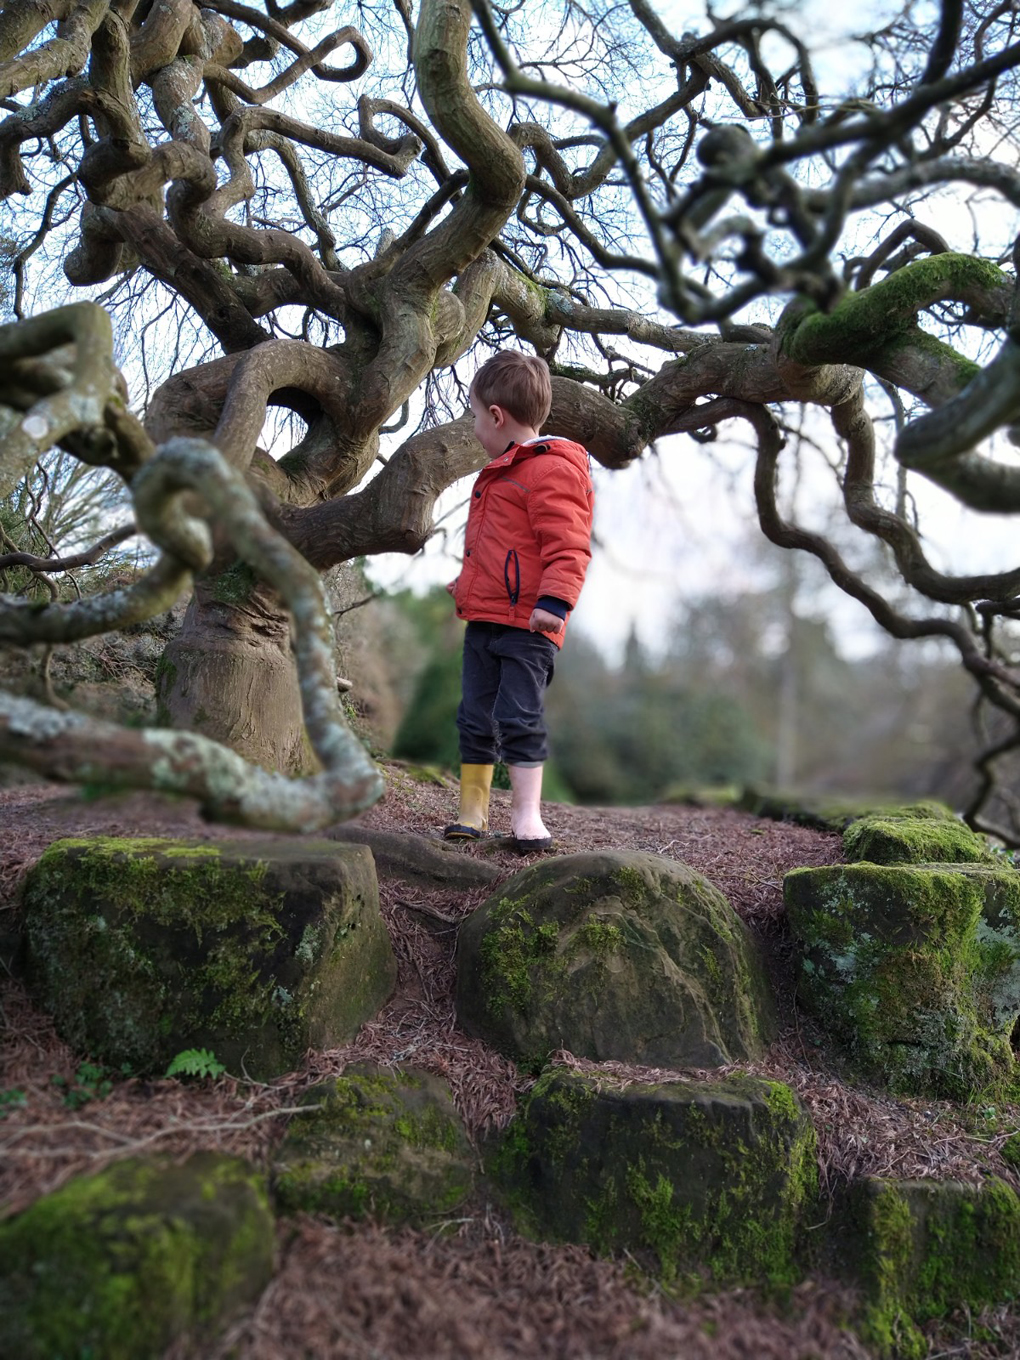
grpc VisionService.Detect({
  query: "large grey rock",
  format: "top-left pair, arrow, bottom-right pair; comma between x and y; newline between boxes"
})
0,1152 -> 274,1360
273,1062 -> 475,1223
456,850 -> 776,1068
491,1067 -> 816,1285
21,836 -> 396,1078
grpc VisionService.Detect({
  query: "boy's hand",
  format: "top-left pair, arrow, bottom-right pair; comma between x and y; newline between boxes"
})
529,607 -> 564,635
445,579 -> 457,596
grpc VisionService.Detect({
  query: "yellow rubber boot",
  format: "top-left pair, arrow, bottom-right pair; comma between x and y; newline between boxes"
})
444,763 -> 494,840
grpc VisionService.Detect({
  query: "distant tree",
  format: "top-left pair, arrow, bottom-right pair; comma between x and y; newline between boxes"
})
0,451 -> 134,602
546,633 -> 770,803
390,586 -> 463,769
665,577 -> 978,800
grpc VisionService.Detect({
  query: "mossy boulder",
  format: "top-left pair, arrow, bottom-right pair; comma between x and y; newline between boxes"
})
843,815 -> 997,866
21,836 -> 396,1079
490,1067 -> 817,1286
0,1152 -> 273,1360
272,1062 -> 474,1222
832,1176 -> 1020,1358
739,788 -> 955,832
785,862 -> 1020,1098
1002,1132 -> 1020,1169
456,851 -> 776,1069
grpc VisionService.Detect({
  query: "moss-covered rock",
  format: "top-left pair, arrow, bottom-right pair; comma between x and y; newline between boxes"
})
21,836 -> 396,1079
0,1152 -> 273,1360
843,815 -> 997,866
491,1067 -> 817,1286
1002,1132 -> 1020,1170
785,862 -> 1020,1098
272,1062 -> 474,1222
832,1176 -> 1020,1358
739,788 -> 955,832
456,851 -> 776,1069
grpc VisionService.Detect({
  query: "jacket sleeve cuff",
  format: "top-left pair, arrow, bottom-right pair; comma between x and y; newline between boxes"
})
536,596 -> 570,619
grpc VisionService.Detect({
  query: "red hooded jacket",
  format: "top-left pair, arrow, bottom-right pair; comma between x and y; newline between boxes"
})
452,436 -> 594,648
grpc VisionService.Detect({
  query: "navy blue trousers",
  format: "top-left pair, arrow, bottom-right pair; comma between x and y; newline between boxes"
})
456,622 -> 557,765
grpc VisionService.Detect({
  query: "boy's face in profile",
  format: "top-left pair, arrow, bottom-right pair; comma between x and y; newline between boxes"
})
469,388 -> 509,460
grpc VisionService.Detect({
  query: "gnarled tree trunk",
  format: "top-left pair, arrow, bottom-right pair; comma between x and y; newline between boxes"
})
158,576 -> 315,776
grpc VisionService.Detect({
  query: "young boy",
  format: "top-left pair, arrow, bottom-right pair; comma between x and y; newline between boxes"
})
444,351 -> 594,851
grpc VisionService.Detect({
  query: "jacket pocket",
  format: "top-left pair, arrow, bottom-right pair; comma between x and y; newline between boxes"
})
504,549 -> 520,606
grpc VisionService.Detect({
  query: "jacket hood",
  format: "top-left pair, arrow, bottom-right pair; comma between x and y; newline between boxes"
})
481,436 -> 591,479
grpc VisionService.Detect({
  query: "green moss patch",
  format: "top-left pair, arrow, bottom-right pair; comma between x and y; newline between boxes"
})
843,815 -> 997,866
832,1176 -> 1020,1357
490,1068 -> 817,1287
209,560 -> 258,606
778,254 -> 1005,373
456,851 -> 776,1070
1002,1132 -> 1020,1170
20,836 -> 396,1079
272,1062 -> 474,1223
0,1152 -> 273,1360
785,862 -> 1020,1098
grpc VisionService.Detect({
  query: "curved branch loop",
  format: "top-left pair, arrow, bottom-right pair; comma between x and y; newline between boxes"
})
0,303 -> 115,495
134,436 -> 383,818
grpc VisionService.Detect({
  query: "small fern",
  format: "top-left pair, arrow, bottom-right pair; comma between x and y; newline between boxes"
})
165,1048 -> 227,1079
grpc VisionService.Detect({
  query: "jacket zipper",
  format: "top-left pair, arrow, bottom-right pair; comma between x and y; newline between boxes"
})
504,549 -> 520,606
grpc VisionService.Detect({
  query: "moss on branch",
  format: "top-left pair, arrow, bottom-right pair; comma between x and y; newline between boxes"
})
779,254 -> 1006,373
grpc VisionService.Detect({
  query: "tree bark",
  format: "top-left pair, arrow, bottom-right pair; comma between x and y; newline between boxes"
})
158,577 -> 316,776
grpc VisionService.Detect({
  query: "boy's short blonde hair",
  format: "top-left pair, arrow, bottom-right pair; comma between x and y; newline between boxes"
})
470,351 -> 552,430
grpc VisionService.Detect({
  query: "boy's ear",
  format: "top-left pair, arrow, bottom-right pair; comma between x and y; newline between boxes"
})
488,403 -> 507,426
